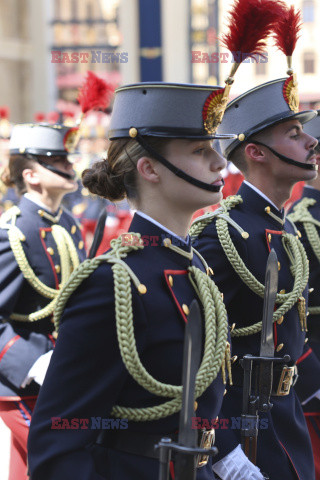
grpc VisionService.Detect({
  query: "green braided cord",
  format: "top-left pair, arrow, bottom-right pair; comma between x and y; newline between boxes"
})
112,265 -> 228,421
288,197 -> 320,317
53,232 -> 228,422
189,195 -> 243,238
8,226 -> 58,299
190,195 -> 309,337
308,306 -> 320,314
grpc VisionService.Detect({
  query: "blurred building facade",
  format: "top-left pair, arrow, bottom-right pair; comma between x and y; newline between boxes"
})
0,0 -> 319,122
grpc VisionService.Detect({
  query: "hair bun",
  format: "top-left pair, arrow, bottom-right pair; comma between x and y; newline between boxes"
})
82,160 -> 126,201
0,166 -> 14,188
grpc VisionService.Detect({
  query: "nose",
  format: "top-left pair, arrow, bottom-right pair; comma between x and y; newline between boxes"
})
210,150 -> 227,172
305,132 -> 318,151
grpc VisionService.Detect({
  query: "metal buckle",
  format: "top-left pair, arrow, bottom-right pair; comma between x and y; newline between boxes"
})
276,366 -> 295,396
197,429 -> 215,468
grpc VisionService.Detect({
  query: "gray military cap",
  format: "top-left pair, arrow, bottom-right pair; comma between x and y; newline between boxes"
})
303,110 -> 320,140
218,78 -> 317,159
108,82 -> 236,140
9,123 -> 80,156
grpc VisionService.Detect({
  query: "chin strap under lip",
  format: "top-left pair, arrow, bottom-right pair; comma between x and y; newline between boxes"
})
26,154 -> 76,180
252,141 -> 318,172
134,133 -> 224,193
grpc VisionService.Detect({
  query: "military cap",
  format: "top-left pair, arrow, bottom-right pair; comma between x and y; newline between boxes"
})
108,82 -> 236,140
218,78 -> 317,159
9,123 -> 80,156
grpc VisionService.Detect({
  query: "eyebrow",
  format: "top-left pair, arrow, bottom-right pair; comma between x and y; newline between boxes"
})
285,125 -> 302,134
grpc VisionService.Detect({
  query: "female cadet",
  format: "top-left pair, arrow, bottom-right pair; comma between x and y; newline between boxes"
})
28,83 -> 265,480
0,123 -> 86,480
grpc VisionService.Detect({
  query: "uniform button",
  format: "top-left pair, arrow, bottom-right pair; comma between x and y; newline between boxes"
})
277,316 -> 284,325
168,275 -> 174,287
241,232 -> 249,239
276,343 -> 284,352
138,284 -> 147,294
78,240 -> 84,250
231,355 -> 238,363
268,234 -> 272,242
38,209 -> 44,217
278,262 -> 281,271
206,267 -> 214,276
55,265 -> 61,274
47,247 -> 54,255
41,230 -> 46,239
265,206 -> 271,213
163,238 -> 172,247
52,331 -> 58,339
71,225 -> 77,234
194,401 -> 198,411
297,230 -> 302,238
309,288 -> 314,293
305,338 -> 308,343
220,292 -> 224,301
230,323 -> 236,332
224,389 -> 227,396
182,304 -> 190,315
280,289 -> 286,294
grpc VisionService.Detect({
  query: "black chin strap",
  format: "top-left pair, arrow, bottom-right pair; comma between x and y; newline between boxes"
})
134,133 -> 224,193
27,155 -> 75,180
253,141 -> 318,171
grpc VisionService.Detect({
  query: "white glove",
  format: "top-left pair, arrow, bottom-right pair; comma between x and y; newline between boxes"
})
21,350 -> 53,387
212,444 -> 265,480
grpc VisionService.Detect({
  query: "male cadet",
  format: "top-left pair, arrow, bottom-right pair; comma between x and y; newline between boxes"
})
191,75 -> 320,479
288,111 -> 320,479
0,123 -> 86,480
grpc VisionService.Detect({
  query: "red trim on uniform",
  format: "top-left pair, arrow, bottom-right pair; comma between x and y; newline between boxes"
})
265,228 -> 283,253
279,439 -> 301,480
47,334 -> 56,347
0,335 -> 20,363
164,270 -> 189,324
169,460 -> 175,479
0,395 -> 37,402
304,412 -> 320,417
296,348 -> 312,365
273,321 -> 277,348
39,227 -> 59,289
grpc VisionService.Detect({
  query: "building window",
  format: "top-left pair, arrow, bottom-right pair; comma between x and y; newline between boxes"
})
303,52 -> 315,74
303,0 -> 314,22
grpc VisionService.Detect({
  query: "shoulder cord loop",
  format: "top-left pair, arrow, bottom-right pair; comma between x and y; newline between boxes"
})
4,211 -> 80,321
53,233 -> 229,421
190,195 -> 309,337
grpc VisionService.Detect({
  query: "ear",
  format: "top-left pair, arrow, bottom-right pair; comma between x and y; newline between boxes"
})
245,143 -> 268,164
136,156 -> 160,184
22,168 -> 40,186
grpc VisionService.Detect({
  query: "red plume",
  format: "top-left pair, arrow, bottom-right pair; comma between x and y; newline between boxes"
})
0,107 -> 9,119
35,112 -> 46,122
77,71 -> 113,114
272,5 -> 302,56
220,0 -> 286,61
47,111 -> 60,124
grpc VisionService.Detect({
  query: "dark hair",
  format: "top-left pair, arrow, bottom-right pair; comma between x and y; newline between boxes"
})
82,137 -> 170,202
229,127 -> 275,175
1,155 -> 36,195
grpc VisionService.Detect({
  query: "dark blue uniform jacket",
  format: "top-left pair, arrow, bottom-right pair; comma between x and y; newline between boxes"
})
195,182 -> 320,480
28,213 -> 226,480
289,186 -> 320,414
0,196 -> 86,400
